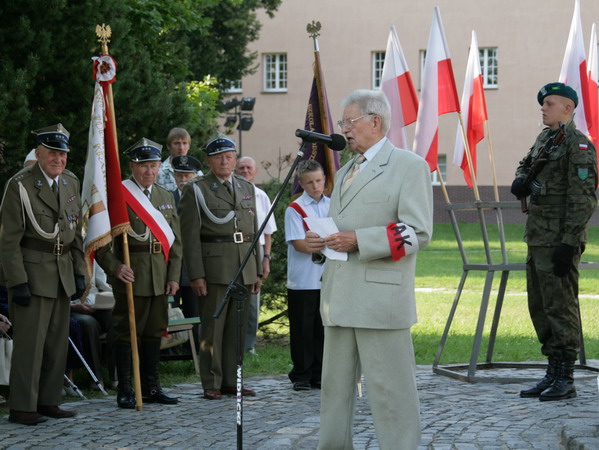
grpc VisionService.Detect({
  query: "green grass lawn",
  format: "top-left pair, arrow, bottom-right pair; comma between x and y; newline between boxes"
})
2,222 -> 597,409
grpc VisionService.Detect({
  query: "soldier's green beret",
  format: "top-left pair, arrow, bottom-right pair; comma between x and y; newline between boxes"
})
537,82 -> 578,107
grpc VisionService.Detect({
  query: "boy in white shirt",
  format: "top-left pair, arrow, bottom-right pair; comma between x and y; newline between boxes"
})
284,160 -> 330,391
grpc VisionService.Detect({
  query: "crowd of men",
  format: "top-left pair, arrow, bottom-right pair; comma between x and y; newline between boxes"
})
0,84 -> 596,450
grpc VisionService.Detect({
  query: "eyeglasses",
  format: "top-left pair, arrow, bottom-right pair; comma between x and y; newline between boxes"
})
337,113 -> 374,130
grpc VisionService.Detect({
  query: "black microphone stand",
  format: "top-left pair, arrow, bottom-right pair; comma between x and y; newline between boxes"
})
213,140 -> 311,450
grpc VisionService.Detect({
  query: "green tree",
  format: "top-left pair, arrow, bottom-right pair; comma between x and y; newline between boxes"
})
186,0 -> 281,91
0,0 -> 280,188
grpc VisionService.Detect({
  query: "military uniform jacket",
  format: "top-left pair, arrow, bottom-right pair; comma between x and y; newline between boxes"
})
178,172 -> 261,285
516,120 -> 598,247
96,183 -> 182,297
0,163 -> 85,297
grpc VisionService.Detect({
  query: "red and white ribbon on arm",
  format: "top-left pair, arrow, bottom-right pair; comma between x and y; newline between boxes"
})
386,222 -> 419,261
122,180 -> 175,263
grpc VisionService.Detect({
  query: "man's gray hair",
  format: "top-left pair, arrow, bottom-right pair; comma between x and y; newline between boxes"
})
341,89 -> 391,134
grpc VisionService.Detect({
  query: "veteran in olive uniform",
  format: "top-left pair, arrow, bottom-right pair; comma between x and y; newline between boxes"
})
512,82 -> 598,402
178,136 -> 261,400
0,124 -> 86,425
171,154 -> 202,348
96,138 -> 182,409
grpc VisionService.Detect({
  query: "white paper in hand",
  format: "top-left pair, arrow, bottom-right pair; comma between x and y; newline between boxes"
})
303,217 -> 348,261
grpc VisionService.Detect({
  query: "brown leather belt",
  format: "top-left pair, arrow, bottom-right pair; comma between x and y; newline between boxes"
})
201,234 -> 254,244
20,237 -> 71,256
129,242 -> 163,253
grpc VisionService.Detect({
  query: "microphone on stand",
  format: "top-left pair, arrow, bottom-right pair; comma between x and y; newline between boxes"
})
295,129 -> 346,151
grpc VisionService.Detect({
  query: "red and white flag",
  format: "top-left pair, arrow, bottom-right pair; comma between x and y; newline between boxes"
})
82,55 -> 130,275
453,31 -> 488,188
413,6 -> 460,172
559,0 -> 590,136
587,23 -> 598,150
380,25 -> 418,149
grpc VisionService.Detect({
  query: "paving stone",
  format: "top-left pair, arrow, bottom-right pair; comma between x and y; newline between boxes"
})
1,364 -> 598,448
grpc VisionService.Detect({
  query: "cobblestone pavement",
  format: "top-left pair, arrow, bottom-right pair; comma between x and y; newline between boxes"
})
1,364 -> 598,449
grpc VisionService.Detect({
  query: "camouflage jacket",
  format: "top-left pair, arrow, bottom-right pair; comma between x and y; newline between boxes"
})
515,119 -> 597,247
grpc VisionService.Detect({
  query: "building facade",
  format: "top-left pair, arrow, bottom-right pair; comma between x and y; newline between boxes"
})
220,0 -> 599,214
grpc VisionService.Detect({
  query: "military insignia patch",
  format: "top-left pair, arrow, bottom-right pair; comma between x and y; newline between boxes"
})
210,182 -> 218,191
578,168 -> 589,180
35,179 -> 43,188
579,143 -> 589,150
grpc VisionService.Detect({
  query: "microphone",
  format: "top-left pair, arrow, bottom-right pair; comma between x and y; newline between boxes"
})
295,129 -> 346,151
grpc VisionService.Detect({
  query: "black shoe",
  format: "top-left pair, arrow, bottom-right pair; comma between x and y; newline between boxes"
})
520,356 -> 558,398
539,359 -> 576,402
117,391 -> 136,409
293,381 -> 311,391
144,388 -> 178,405
310,380 -> 321,389
9,410 -> 48,425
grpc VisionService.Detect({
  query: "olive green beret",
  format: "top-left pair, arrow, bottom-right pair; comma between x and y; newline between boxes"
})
537,82 -> 578,107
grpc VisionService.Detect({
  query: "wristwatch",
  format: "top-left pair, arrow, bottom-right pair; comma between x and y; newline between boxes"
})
263,254 -> 271,260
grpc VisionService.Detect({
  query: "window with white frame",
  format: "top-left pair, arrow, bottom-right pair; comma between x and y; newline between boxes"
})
372,51 -> 385,89
430,154 -> 447,185
225,80 -> 242,94
479,47 -> 498,89
263,53 -> 287,92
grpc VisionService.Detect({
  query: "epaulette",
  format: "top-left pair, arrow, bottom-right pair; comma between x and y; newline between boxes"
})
61,169 -> 78,180
233,173 -> 252,186
9,165 -> 33,183
153,183 -> 169,194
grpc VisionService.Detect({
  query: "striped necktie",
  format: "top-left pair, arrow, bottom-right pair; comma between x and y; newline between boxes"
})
342,155 -> 366,193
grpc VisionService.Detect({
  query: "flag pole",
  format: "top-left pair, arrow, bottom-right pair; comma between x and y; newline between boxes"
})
97,26 -> 144,411
308,21 -> 337,195
484,122 -> 500,201
436,163 -> 451,204
457,112 -> 481,201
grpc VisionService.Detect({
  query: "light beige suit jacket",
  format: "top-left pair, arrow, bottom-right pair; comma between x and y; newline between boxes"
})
320,139 -> 433,330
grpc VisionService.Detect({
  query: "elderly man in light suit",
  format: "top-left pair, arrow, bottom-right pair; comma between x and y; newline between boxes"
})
306,89 -> 433,449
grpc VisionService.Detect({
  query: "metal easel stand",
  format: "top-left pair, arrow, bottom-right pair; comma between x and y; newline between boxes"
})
432,200 -> 599,383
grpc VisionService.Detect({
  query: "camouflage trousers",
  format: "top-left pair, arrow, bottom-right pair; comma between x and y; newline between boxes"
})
526,246 -> 581,361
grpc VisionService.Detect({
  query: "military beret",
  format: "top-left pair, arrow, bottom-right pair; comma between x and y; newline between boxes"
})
172,155 -> 202,173
537,82 -> 578,107
205,136 -> 236,156
31,123 -> 70,152
125,138 -> 162,162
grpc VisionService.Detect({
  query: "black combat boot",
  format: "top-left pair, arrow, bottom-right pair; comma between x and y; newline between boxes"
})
140,340 -> 178,405
519,356 -> 558,398
539,359 -> 576,401
114,341 -> 136,409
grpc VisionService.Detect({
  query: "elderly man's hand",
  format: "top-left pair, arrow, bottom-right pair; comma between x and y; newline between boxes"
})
305,231 -> 326,253
0,314 -> 11,334
324,231 -> 358,253
191,278 -> 208,297
115,264 -> 134,283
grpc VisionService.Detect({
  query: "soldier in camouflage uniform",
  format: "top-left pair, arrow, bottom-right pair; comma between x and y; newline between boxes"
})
511,82 -> 598,401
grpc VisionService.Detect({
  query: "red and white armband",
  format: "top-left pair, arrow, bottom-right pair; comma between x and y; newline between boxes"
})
386,222 -> 419,261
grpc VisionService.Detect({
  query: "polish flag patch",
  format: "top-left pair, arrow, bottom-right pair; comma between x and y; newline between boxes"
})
579,143 -> 589,150
386,222 -> 419,261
